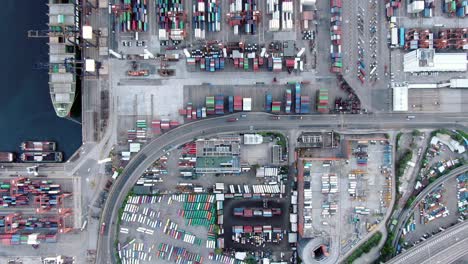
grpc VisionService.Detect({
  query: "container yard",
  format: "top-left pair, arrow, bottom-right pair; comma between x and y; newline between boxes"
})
184,41 -> 309,73
386,0 -> 468,113
298,135 -> 391,257
222,199 -> 291,254
226,0 -> 261,35
117,194 -> 219,263
183,82 -> 330,116
402,176 -> 464,245
117,132 -> 294,262
0,176 -> 75,248
114,0 -> 149,33
157,0 -> 187,42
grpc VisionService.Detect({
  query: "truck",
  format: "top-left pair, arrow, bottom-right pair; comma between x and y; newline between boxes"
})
100,222 -> 106,235
227,118 -> 238,122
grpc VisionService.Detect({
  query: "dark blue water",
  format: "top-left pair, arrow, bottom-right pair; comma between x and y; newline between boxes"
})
0,0 -> 81,160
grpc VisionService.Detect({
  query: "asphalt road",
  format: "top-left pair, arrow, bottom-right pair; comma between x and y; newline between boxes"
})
96,112 -> 468,264
392,164 -> 468,251
386,221 -> 468,264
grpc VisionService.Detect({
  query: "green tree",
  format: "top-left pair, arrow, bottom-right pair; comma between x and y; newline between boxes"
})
412,130 -> 421,137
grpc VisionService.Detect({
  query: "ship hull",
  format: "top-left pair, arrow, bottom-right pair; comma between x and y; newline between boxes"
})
20,152 -> 63,163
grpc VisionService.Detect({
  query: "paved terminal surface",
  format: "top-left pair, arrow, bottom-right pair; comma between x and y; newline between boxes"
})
386,221 -> 468,264
97,112 -> 468,264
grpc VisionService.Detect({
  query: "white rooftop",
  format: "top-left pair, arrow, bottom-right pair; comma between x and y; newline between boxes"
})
243,134 -> 263,145
392,86 -> 408,111
404,49 -> 467,72
85,59 -> 95,72
82,25 -> 93,40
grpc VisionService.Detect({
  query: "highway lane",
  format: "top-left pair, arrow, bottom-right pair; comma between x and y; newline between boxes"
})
96,112 -> 468,263
392,164 -> 468,251
421,237 -> 468,264
386,221 -> 468,264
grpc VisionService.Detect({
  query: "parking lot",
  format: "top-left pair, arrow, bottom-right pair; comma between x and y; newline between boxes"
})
117,194 -> 218,263
341,0 -> 391,112
403,177 -> 462,245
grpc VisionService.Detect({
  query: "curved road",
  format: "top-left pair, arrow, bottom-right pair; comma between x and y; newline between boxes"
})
96,112 -> 468,263
392,164 -> 468,251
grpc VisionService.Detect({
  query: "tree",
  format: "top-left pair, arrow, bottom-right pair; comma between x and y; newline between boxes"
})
412,130 -> 421,137
245,256 -> 257,264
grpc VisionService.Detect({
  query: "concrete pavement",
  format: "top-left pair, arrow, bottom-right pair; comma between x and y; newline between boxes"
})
96,111 -> 468,264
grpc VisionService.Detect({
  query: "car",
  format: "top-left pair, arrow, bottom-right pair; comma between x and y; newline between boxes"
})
240,114 -> 247,118
271,116 -> 280,120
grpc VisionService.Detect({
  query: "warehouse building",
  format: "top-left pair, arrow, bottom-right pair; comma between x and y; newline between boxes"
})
403,49 -> 467,72
243,134 -> 263,145
195,136 -> 241,174
392,86 -> 409,112
271,145 -> 282,165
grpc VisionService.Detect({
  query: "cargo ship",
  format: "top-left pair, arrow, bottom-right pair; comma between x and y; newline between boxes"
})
20,152 -> 63,163
47,0 -> 80,117
20,141 -> 56,152
0,152 -> 14,162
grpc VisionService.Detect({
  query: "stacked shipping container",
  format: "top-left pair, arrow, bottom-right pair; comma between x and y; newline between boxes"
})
330,0 -> 342,73
156,0 -> 185,40
120,0 -> 148,32
317,88 -> 329,113
294,83 -> 301,113
284,89 -> 292,113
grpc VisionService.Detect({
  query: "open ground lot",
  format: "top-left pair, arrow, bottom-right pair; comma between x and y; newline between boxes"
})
300,134 -> 391,261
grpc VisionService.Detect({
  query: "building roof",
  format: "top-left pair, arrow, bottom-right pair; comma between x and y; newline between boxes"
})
256,167 -> 279,177
431,135 -> 466,154
404,49 -> 467,72
243,134 -> 263,145
450,79 -> 468,88
197,156 -> 240,169
392,86 -> 408,111
82,25 -> 93,40
283,40 -> 295,57
133,185 -> 152,195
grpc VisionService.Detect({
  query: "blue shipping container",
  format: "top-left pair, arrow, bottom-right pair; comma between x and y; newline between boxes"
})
399,27 -> 405,47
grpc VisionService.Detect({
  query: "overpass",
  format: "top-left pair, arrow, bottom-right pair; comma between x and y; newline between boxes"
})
392,165 -> 468,250
96,112 -> 468,263
386,221 -> 468,264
